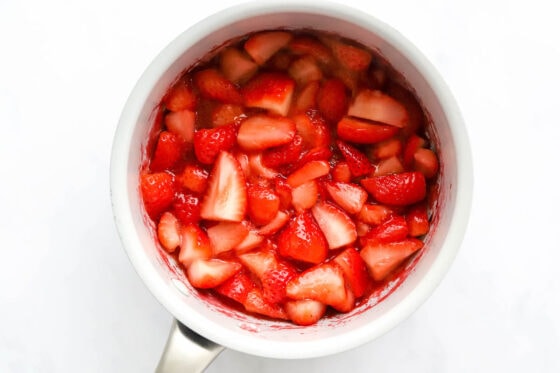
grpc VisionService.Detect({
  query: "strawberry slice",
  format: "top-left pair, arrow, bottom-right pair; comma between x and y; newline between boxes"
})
247,153 -> 279,180
370,138 -> 402,159
361,171 -> 427,206
332,161 -> 352,183
366,215 -> 409,243
242,73 -> 296,116
234,229 -> 265,253
325,181 -> 368,214
216,269 -> 255,304
178,224 -> 212,267
403,135 -> 427,166
165,109 -> 195,143
291,180 -> 318,212
207,221 -> 249,255
237,115 -> 296,151
336,116 -> 399,144
413,148 -> 439,179
172,192 -> 201,225
288,55 -> 323,86
178,164 -> 208,194
261,262 -> 298,304
244,31 -> 293,65
238,249 -> 279,281
293,111 -> 331,150
193,68 -> 242,104
358,203 -> 393,225
244,288 -> 288,320
210,103 -> 245,128
258,210 -> 291,236
200,151 -> 247,222
278,212 -> 328,264
261,135 -> 304,169
193,123 -> 237,165
157,211 -> 181,253
329,40 -> 372,71
406,203 -> 430,237
219,47 -> 258,84
311,201 -> 357,249
317,78 -> 348,123
292,80 -> 319,113
373,156 -> 405,176
286,160 -> 330,188
187,259 -> 242,289
333,248 -> 370,297
360,238 -> 423,281
285,299 -> 327,326
274,178 -> 292,210
140,172 -> 176,219
336,140 -> 373,177
150,131 -> 183,172
164,80 -> 196,112
348,89 -> 408,128
288,36 -> 333,66
247,184 -> 280,226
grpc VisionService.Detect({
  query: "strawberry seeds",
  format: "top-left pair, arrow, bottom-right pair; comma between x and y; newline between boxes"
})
140,29 -> 439,325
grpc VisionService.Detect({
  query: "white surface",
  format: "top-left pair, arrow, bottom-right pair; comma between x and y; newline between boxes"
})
0,0 -> 558,372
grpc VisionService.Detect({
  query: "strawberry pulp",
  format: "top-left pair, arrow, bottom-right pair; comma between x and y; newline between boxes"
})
140,29 -> 440,326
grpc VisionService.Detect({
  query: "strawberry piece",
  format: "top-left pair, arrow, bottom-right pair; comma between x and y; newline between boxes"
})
261,262 -> 298,304
285,299 -> 327,326
288,36 -> 333,64
361,171 -> 427,206
386,82 -> 425,136
311,201 -> 357,249
193,68 -> 242,104
293,111 -> 331,150
329,40 -> 372,71
234,229 -> 265,253
332,161 -> 352,183
140,172 -> 176,219
150,131 -> 183,172
219,47 -> 258,84
403,135 -> 427,166
288,55 -> 323,86
248,153 -> 279,180
348,89 -> 408,128
336,140 -> 373,177
366,215 -> 409,243
261,135 -> 304,169
358,204 -> 393,225
291,180 -> 318,212
333,248 -> 370,297
247,184 -> 280,226
157,211 -> 181,253
244,31 -> 293,65
178,224 -> 212,267
172,192 -> 201,225
207,221 -> 250,255
370,138 -> 402,159
406,204 -> 430,237
360,238 -> 423,281
286,160 -> 330,188
164,80 -> 196,112
193,123 -> 236,165
317,78 -> 348,123
216,270 -> 255,304
200,151 -> 247,222
239,250 -> 280,282
178,164 -> 208,194
237,115 -> 296,151
187,259 -> 242,289
211,103 -> 245,128
242,73 -> 296,116
258,210 -> 291,236
413,148 -> 439,179
165,109 -> 195,143
278,212 -> 328,264
274,178 -> 292,210
244,288 -> 288,320
373,156 -> 405,176
336,116 -> 399,144
324,181 -> 367,215
292,80 -> 319,113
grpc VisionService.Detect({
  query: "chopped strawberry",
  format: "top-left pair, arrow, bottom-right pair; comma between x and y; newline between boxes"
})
216,269 -> 255,304
238,249 -> 279,280
187,259 -> 242,289
336,116 -> 399,144
325,181 -> 367,214
336,140 -> 373,177
370,138 -> 402,159
285,299 -> 326,326
178,224 -> 212,267
150,131 -> 183,172
165,109 -> 195,143
237,115 -> 296,151
261,262 -> 298,303
403,135 -> 427,166
311,201 -> 357,249
288,55 -> 323,86
211,103 -> 245,128
406,204 -> 430,237
386,82 -> 425,135
140,172 -> 176,219
193,123 -> 236,164
207,221 -> 250,255
286,160 -> 330,188
293,111 -> 331,150
358,204 -> 393,225
200,151 -> 247,222
278,212 -> 328,264
261,135 -> 304,169
172,192 -> 201,225
332,161 -> 352,183
164,80 -> 196,112
291,180 -> 319,212
348,89 -> 408,128
360,238 -> 423,281
244,288 -> 288,320
248,153 -> 279,180
317,78 -> 348,123
157,211 -> 181,253
331,66 -> 360,93
366,215 -> 409,243
356,221 -> 372,237
268,50 -> 294,71
258,210 -> 291,236
178,164 -> 208,194
333,248 -> 369,297
219,47 -> 258,84
274,178 -> 292,210
242,73 -> 295,116
247,184 -> 280,226
234,229 -> 265,253
361,171 -> 427,206
373,156 -> 405,176
193,68 -> 242,104
329,40 -> 372,71
292,80 -> 319,113
288,36 -> 333,65
413,148 -> 439,178
244,31 -> 293,65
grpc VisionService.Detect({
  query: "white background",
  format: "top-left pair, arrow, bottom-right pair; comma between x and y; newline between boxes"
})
1,0 -> 559,372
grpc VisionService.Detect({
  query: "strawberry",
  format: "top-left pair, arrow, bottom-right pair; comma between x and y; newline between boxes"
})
286,160 -> 330,188
329,40 -> 372,71
406,203 -> 430,237
237,115 -> 296,151
219,47 -> 258,84
274,178 -> 292,210
285,299 -> 327,326
157,211 -> 181,253
193,123 -> 236,165
292,80 -> 319,113
172,192 -> 201,225
348,89 -> 408,128
164,80 -> 196,112
247,184 -> 280,226
288,36 -> 333,66
336,116 -> 399,144
311,201 -> 357,249
165,109 -> 195,143
178,224 -> 212,267
293,111 -> 331,150
178,164 -> 208,194
386,82 -> 425,135
210,103 -> 245,128
324,181 -> 368,215
187,259 -> 242,289
261,262 -> 298,303
244,288 -> 288,320
291,147 -> 333,174
291,180 -> 318,212
288,55 -> 323,86
413,148 -> 439,179
258,210 -> 291,236
193,68 -> 242,104
358,203 -> 393,225
238,249 -> 279,282
360,238 -> 423,281
207,221 -> 250,255
373,156 -> 405,176
150,131 -> 183,172
244,31 -> 293,65
234,229 -> 265,253
261,135 -> 304,169
403,135 -> 427,166
361,171 -> 427,206
200,151 -> 247,222
216,269 -> 255,304
248,153 -> 279,180
366,215 -> 409,243
140,172 -> 176,219
370,138 -> 402,159
332,161 -> 352,183
241,73 -> 295,116
317,78 -> 348,123
336,140 -> 373,177
333,248 -> 370,297
278,212 -> 328,264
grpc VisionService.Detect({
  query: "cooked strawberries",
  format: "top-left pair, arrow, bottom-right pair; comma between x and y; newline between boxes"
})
140,29 -> 440,326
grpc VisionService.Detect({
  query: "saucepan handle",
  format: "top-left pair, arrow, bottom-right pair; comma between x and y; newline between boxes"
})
155,319 -> 224,373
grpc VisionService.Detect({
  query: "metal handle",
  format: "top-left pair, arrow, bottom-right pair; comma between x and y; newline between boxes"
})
155,320 -> 224,373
